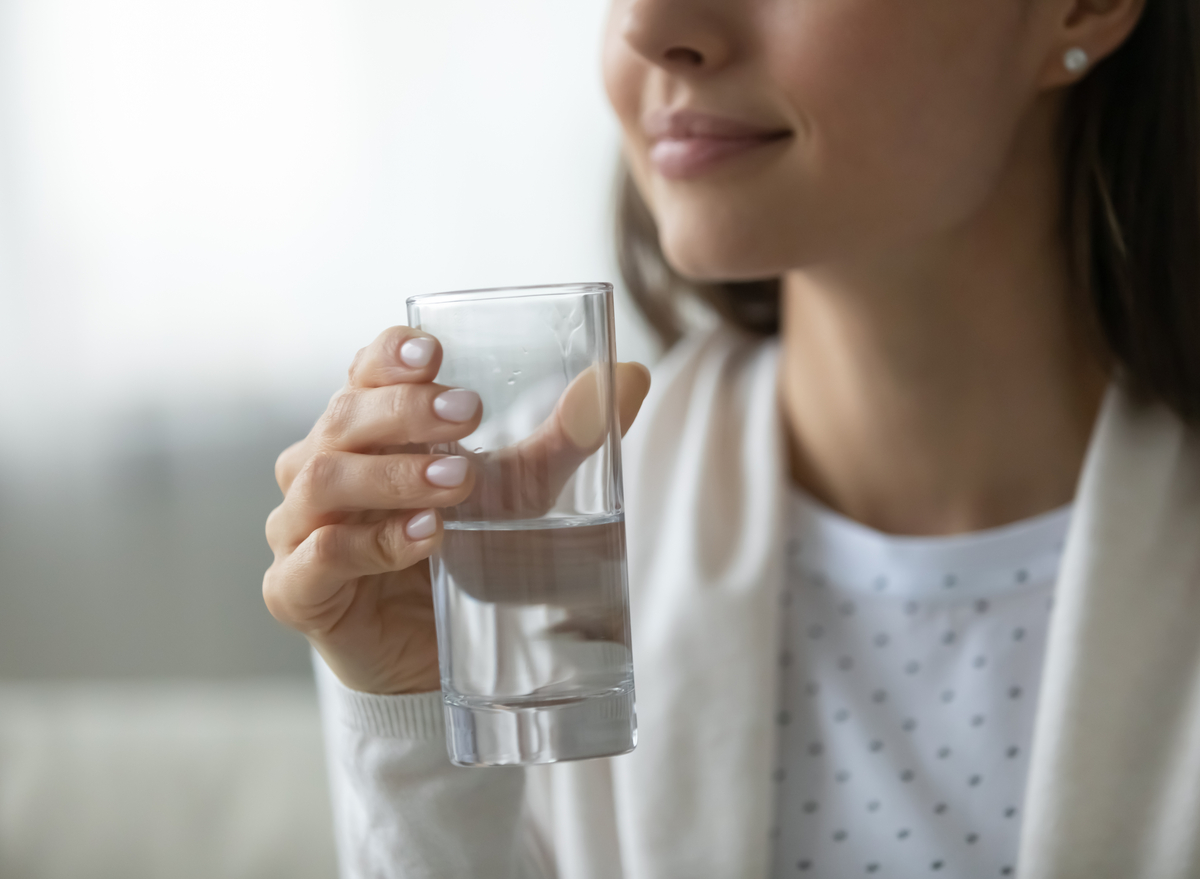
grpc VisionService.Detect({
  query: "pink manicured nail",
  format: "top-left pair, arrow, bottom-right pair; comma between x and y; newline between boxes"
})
426,456 -> 469,488
405,509 -> 438,540
400,337 -> 436,368
433,389 -> 480,423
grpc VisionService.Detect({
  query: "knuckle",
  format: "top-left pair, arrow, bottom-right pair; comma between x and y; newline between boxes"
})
308,524 -> 346,571
298,450 -> 340,502
274,451 -> 291,491
381,456 -> 418,499
262,566 -> 295,624
274,442 -> 302,492
347,347 -> 369,384
322,388 -> 360,442
264,505 -> 286,549
371,518 -> 410,571
375,386 -> 416,445
265,503 -> 309,556
384,383 -> 413,423
385,328 -> 410,364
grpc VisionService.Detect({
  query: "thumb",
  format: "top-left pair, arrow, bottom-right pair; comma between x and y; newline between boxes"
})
617,362 -> 652,437
460,362 -> 652,521
558,362 -> 652,450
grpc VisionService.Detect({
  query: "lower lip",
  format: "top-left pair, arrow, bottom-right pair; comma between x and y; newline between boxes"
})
649,134 -> 790,180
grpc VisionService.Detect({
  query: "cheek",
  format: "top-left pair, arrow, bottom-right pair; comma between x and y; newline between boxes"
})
769,0 -> 1031,241
601,13 -> 676,266
601,8 -> 644,145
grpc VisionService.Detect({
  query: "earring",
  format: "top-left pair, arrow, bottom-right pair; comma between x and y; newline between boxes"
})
1064,47 -> 1089,74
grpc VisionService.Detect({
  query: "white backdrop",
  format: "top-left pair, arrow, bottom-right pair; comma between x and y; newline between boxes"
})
0,0 -> 658,457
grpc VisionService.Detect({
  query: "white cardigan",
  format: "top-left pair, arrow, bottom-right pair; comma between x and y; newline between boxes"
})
316,327 -> 1200,878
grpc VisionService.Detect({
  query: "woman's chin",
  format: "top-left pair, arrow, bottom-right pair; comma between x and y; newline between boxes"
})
658,221 -> 802,283
663,246 -> 788,286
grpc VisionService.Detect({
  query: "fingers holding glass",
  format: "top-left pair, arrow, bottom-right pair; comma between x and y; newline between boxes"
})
315,383 -> 482,452
266,452 -> 473,553
347,326 -> 444,388
263,509 -> 443,633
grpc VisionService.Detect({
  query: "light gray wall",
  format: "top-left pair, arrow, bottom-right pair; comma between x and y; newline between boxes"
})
0,401 -> 317,679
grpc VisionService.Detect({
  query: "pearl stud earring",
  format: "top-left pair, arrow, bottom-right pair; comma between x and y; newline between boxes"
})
1064,47 -> 1089,74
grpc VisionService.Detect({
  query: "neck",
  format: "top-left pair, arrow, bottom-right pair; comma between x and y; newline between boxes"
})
777,102 -> 1108,535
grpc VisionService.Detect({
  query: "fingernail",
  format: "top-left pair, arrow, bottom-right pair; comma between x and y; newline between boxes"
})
405,509 -> 438,540
425,456 -> 469,488
400,337 -> 436,368
433,388 -> 480,423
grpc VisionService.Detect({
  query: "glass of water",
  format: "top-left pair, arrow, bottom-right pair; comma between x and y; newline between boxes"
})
406,283 -> 636,767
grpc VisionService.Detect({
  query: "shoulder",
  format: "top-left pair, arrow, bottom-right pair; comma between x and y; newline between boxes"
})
1085,383 -> 1200,507
1065,382 -> 1200,604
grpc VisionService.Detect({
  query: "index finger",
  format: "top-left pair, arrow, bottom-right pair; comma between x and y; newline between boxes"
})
347,326 -> 443,389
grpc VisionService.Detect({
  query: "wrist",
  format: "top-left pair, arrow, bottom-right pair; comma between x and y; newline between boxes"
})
312,649 -> 446,740
308,640 -> 441,696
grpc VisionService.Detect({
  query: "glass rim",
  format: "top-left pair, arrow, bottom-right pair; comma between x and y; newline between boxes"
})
406,282 -> 612,307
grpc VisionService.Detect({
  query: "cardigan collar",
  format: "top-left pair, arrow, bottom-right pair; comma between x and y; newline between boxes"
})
611,328 -> 1200,878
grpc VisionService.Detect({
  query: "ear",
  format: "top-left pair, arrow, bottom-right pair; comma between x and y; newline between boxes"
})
1037,0 -> 1147,88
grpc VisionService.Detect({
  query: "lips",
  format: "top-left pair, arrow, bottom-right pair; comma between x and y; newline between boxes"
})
644,109 -> 792,180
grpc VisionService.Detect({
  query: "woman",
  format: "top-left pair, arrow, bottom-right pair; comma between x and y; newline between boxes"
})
264,0 -> 1200,875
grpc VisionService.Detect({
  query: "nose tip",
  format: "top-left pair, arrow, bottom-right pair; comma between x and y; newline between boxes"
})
620,1 -> 731,72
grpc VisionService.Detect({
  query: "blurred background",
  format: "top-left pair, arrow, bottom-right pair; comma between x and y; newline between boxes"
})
0,1 -> 659,876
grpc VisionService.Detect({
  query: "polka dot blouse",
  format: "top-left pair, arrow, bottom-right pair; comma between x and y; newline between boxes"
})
769,490 -> 1072,878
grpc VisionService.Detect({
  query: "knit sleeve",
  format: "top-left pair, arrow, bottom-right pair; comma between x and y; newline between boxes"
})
313,652 -> 554,879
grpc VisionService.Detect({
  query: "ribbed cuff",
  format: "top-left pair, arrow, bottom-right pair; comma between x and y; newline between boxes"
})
312,649 -> 446,740
337,687 -> 445,740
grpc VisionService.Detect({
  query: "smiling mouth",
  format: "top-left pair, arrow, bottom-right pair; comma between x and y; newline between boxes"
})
642,109 -> 793,180
649,132 -> 792,180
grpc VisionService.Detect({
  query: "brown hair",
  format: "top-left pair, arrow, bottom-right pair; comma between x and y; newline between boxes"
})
615,3 -> 1200,424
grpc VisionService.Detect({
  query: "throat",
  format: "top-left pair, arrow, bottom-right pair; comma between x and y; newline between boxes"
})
776,272 -> 1108,537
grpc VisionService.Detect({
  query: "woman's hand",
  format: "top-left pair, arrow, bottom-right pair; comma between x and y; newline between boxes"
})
263,326 -> 650,695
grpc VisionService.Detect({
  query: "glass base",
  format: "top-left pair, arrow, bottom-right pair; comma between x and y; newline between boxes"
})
444,687 -> 637,766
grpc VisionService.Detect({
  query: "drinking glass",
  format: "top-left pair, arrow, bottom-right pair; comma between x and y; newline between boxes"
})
406,283 -> 637,767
